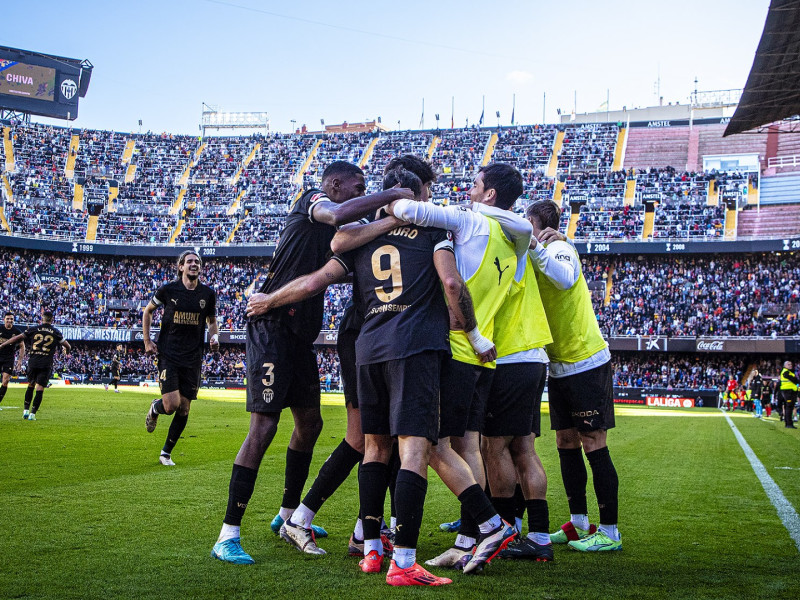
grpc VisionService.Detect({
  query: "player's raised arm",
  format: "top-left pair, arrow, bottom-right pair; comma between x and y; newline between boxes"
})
311,187 -> 414,227
330,215 -> 406,255
245,258 -> 348,319
433,247 -> 496,363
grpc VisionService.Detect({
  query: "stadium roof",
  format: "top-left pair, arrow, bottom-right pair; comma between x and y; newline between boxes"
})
724,0 -> 800,136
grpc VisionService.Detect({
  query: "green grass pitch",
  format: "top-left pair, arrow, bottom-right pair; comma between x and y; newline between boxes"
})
1,385 -> 799,599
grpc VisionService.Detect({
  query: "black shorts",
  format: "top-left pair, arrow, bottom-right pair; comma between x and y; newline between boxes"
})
337,327 -> 359,409
439,357 -> 492,438
112,375 -> 120,382
484,362 -> 546,438
549,361 -> 615,433
357,350 -> 444,444
1,359 -> 15,376
158,356 -> 201,401
26,366 -> 51,387
246,319 -> 320,414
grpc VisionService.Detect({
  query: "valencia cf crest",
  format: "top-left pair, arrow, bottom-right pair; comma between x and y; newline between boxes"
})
200,299 -> 206,309
262,389 -> 274,403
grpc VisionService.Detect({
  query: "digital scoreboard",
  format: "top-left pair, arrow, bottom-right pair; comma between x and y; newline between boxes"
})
0,46 -> 92,120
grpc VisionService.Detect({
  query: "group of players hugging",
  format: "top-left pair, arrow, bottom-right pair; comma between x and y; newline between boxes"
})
0,154 -> 622,587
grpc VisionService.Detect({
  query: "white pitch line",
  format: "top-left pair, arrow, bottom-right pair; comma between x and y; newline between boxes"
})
722,409 -> 800,552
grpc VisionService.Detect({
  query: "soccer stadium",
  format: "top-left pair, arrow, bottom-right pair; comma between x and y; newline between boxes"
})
2,1 -> 800,598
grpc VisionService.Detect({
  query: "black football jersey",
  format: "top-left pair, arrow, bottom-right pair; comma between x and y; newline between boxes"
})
111,359 -> 120,377
0,324 -> 23,361
152,280 -> 217,364
335,223 -> 453,366
257,189 -> 337,344
23,323 -> 64,370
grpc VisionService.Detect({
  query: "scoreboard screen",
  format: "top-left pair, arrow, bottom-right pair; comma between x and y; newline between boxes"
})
0,60 -> 56,101
0,46 -> 91,121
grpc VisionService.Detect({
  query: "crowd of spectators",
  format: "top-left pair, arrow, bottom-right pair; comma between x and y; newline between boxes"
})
611,352 -> 744,389
558,124 -> 618,173
573,202 -> 644,239
1,121 -> 768,246
601,253 -> 800,337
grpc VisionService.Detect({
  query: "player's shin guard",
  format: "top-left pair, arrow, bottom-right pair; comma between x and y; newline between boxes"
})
31,390 -> 44,414
490,496 -> 516,525
224,464 -> 259,526
282,448 -> 314,511
359,462 -> 390,543
526,499 -> 550,535
514,484 -> 526,522
303,439 -> 363,513
458,484 -> 496,534
24,385 -> 34,411
586,447 -> 619,526
394,469 -> 427,549
163,413 -> 188,455
558,447 -> 588,515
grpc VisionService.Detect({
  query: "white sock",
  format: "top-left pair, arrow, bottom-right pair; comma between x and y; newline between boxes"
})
478,514 -> 502,534
390,516 -> 397,529
571,514 -> 590,530
393,547 -> 416,569
515,517 -> 523,533
454,534 -> 475,549
217,523 -> 240,543
599,524 -> 620,541
528,532 -> 552,546
278,506 -> 293,521
364,538 -> 383,556
353,518 -> 364,540
289,503 -> 315,528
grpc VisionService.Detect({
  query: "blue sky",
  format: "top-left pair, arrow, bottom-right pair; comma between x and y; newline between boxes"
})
4,0 -> 770,134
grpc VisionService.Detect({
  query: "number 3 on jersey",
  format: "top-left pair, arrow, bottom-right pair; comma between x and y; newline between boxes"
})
261,362 -> 275,387
371,244 -> 403,303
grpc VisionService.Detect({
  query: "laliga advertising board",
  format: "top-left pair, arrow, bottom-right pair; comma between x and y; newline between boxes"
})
645,396 -> 696,409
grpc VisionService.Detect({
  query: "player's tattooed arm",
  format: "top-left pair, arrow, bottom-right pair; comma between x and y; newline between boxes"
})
245,259 -> 348,319
60,339 -> 71,353
330,216 -> 407,254
433,249 -> 497,363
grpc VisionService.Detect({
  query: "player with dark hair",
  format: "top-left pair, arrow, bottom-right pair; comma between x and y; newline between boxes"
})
526,200 -> 622,552
211,161 -> 415,565
0,310 -> 70,420
143,250 -> 219,466
0,311 -> 25,410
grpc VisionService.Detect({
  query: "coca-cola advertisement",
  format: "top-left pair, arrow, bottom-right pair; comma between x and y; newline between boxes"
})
696,339 -> 726,352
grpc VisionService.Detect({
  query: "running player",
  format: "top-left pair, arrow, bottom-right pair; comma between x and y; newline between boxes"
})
0,311 -> 25,409
211,162 -> 414,565
109,355 -> 121,393
0,310 -> 70,420
527,200 -> 622,552
142,251 -> 219,466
